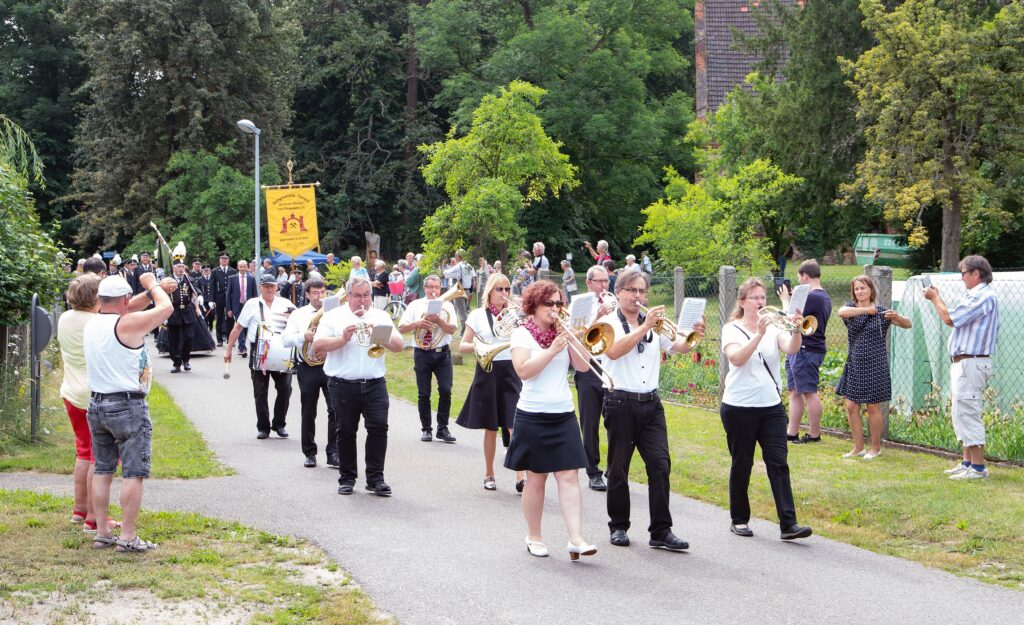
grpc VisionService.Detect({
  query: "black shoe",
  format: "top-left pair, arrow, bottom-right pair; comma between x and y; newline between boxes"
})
170,365 -> 181,373
217,341 -> 224,347
239,350 -> 248,358
274,427 -> 289,438
649,532 -> 689,551
780,524 -> 813,540
303,455 -> 316,468
610,529 -> 630,547
337,482 -> 354,495
515,479 -> 526,494
786,434 -> 800,442
256,431 -> 270,440
793,433 -> 821,444
366,482 -> 392,497
183,363 -> 191,371
588,475 -> 607,491
730,523 -> 754,537
420,430 -> 432,442
436,428 -> 456,443
326,453 -> 340,467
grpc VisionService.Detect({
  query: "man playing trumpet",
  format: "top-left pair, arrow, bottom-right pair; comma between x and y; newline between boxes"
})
598,271 -> 704,551
313,277 -> 404,497
399,275 -> 459,443
283,277 -> 338,469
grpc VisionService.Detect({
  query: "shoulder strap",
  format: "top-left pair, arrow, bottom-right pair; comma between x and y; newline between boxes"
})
731,322 -> 781,396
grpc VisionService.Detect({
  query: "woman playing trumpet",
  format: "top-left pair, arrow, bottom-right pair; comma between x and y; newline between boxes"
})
506,281 -> 597,560
456,273 -> 526,492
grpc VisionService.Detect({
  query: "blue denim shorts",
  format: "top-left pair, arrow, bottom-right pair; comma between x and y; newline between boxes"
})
86,396 -> 153,478
785,349 -> 825,393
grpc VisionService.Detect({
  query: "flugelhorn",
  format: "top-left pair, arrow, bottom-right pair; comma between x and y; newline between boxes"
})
758,306 -> 818,336
413,283 -> 467,349
637,305 -> 702,348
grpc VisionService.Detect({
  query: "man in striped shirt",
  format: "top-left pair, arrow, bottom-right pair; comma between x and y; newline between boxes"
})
924,255 -> 1000,480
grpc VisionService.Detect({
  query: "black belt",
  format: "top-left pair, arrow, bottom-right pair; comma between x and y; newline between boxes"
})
330,376 -> 385,385
952,354 -> 990,363
607,389 -> 659,402
91,391 -> 147,401
415,345 -> 450,354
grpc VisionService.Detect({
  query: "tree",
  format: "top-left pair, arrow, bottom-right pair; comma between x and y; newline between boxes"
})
841,0 -> 1024,270
635,161 -> 799,275
66,0 -> 299,251
418,81 -> 579,268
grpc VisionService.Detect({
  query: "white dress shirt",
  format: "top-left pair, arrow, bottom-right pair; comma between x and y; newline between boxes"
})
598,312 -> 674,393
316,305 -> 399,379
399,297 -> 457,348
282,303 -> 321,349
236,296 -> 296,345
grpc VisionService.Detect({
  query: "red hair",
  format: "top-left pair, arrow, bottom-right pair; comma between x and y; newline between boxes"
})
520,281 -> 561,315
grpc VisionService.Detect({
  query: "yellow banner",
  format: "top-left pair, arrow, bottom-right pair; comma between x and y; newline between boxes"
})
265,186 -> 319,257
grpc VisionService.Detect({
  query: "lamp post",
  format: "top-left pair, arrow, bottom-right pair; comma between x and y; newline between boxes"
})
236,119 -> 261,267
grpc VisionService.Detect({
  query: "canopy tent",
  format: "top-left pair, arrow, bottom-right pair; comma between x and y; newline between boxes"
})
269,250 -> 329,267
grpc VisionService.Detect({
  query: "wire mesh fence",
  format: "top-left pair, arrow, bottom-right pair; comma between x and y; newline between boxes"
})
0,324 -> 33,451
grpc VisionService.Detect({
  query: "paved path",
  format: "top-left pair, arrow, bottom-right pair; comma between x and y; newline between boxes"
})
4,346 -> 1024,624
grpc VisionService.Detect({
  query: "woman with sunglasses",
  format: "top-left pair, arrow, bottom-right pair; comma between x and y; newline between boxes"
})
505,281 -> 597,560
457,273 -> 527,492
720,277 -> 812,541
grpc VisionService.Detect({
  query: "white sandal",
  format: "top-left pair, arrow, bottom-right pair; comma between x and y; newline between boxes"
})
525,536 -> 548,557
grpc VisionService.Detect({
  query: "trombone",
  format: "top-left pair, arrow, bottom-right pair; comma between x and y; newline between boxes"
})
758,306 -> 818,336
553,308 -> 615,390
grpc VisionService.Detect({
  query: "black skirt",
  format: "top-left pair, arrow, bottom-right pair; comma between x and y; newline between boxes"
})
456,360 -> 521,433
503,409 -> 588,473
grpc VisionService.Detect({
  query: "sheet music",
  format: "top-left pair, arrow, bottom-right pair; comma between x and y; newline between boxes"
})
677,298 -> 706,333
787,284 -> 810,315
370,324 -> 393,341
322,295 -> 342,312
568,293 -> 595,328
426,299 -> 443,316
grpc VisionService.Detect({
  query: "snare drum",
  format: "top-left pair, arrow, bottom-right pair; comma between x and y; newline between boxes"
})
254,335 -> 295,372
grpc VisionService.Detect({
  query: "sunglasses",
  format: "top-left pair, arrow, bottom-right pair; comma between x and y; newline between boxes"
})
542,300 -> 565,308
494,287 -> 511,292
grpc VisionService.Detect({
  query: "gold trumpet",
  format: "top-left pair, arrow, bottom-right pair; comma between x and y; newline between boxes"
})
354,306 -> 387,358
637,305 -> 702,348
758,306 -> 818,336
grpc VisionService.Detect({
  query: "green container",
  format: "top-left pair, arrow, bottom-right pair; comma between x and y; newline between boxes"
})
853,233 -> 912,268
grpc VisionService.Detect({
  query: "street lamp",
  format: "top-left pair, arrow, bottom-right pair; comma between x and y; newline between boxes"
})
236,119 -> 261,267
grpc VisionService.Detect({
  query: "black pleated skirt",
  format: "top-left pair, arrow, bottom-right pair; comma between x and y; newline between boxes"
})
456,360 -> 521,432
503,409 -> 588,473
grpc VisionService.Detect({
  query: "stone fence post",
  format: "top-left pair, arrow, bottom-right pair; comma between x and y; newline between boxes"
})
865,264 -> 894,438
673,267 -> 685,322
718,266 -> 737,399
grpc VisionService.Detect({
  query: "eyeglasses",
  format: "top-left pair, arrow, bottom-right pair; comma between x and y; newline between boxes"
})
588,278 -> 609,284
622,288 -> 648,295
961,270 -> 975,276
494,287 -> 511,292
542,300 -> 565,308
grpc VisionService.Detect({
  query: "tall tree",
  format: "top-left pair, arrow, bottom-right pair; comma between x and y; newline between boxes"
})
66,0 -> 299,252
842,0 -> 1024,270
418,81 -> 579,268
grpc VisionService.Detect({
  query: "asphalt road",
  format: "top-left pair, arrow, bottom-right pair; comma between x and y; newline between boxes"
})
5,345 -> 1024,624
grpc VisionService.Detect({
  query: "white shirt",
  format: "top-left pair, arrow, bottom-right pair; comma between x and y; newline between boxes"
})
317,305 -> 400,379
510,326 -> 573,413
598,312 -> 674,392
236,296 -> 296,345
58,309 -> 96,408
84,313 -> 152,395
399,297 -> 458,348
282,303 -> 322,349
721,321 -> 786,407
465,307 -> 511,362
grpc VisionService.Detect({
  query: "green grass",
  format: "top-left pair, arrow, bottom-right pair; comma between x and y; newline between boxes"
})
0,378 -> 231,479
0,489 -> 389,624
386,347 -> 1024,589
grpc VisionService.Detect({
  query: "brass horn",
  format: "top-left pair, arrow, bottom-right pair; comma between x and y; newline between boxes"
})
300,307 -> 326,366
473,336 -> 511,373
413,283 -> 467,349
758,306 -> 818,336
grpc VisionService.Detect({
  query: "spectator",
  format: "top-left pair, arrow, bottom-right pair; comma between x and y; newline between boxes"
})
603,260 -> 617,292
493,259 -> 504,275
477,257 -> 494,307
370,259 -> 389,309
836,276 -> 912,459
350,256 -> 370,280
584,240 -> 612,265
561,259 -> 576,302
622,254 -> 641,274
525,241 -> 549,282
640,251 -> 653,274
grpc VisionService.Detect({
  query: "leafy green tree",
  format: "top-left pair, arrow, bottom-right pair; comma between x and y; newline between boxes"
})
636,160 -> 799,275
418,81 -> 579,268
841,0 -> 1024,270
66,0 -> 299,251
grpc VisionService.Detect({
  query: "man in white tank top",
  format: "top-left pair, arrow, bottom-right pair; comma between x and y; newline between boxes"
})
84,273 -> 173,552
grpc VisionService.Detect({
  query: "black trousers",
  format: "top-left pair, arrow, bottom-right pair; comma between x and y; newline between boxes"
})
574,371 -> 605,478
249,347 -> 292,433
215,301 -> 233,342
604,395 -> 673,537
297,363 -> 337,458
167,322 -> 193,367
327,377 -> 389,486
719,402 -> 797,529
413,347 -> 452,431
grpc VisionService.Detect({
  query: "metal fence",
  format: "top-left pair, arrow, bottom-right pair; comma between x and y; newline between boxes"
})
0,295 -> 60,450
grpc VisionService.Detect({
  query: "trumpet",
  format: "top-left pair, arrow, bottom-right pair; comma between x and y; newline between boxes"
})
758,306 -> 818,336
553,308 -> 615,390
637,305 -> 702,349
354,306 -> 386,358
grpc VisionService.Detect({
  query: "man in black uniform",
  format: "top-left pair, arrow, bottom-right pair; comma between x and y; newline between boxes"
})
198,265 -> 215,332
189,258 -> 203,281
134,252 -> 161,292
167,260 -> 198,373
211,252 -> 237,346
123,258 -> 139,294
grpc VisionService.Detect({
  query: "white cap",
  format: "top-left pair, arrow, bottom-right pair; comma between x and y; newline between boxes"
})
98,276 -> 133,297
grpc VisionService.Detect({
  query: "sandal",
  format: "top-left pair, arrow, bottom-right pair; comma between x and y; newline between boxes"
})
83,517 -> 122,534
483,476 -> 496,491
91,534 -> 118,549
115,536 -> 158,553
71,510 -> 88,524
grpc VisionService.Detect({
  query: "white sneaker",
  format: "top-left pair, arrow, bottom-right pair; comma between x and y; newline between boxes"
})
944,463 -> 970,475
951,467 -> 989,480
863,450 -> 881,460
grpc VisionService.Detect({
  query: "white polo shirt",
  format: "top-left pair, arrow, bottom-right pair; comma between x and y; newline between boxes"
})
282,303 -> 321,349
399,297 -> 457,348
465,307 -> 511,362
721,321 -> 786,408
316,305 -> 399,379
598,312 -> 674,393
235,296 -> 295,345
510,327 -> 573,413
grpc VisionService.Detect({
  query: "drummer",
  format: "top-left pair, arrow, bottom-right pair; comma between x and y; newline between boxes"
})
225,273 -> 297,439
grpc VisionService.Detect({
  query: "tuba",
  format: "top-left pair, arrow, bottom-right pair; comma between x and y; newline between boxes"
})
758,306 -> 818,336
300,307 -> 326,366
413,283 -> 467,349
